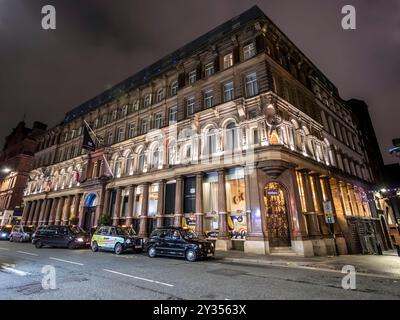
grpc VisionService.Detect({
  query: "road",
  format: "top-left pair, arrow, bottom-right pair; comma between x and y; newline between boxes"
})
0,240 -> 399,300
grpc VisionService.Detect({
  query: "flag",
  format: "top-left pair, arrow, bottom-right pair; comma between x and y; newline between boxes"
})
82,124 -> 96,151
102,154 -> 114,178
228,215 -> 234,230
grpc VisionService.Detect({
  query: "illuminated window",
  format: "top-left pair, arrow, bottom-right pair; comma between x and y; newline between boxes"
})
243,43 -> 256,60
223,53 -> 233,69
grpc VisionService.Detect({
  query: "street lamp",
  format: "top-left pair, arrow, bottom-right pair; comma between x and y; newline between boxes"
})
2,168 -> 11,174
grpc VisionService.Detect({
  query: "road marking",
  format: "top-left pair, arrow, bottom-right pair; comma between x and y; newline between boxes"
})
103,269 -> 174,287
49,257 -> 84,266
0,248 -> 9,251
17,251 -> 39,257
1,265 -> 31,276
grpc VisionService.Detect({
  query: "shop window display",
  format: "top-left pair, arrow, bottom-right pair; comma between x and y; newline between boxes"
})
225,168 -> 247,239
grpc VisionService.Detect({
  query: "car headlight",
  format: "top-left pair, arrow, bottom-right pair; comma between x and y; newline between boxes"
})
126,239 -> 131,244
211,242 -> 214,247
76,238 -> 84,242
198,244 -> 203,249
1,233 -> 7,238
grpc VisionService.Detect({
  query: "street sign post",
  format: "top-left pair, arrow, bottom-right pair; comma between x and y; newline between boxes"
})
323,200 -> 338,256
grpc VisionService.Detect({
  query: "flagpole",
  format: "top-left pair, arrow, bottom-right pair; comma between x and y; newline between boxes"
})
83,120 -> 102,146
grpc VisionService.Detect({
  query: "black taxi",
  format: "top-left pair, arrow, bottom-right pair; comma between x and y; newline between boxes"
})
144,227 -> 215,262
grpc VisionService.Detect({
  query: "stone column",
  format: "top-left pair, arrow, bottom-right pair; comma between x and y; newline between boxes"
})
27,201 -> 37,225
32,199 -> 43,226
139,183 -> 149,237
38,199 -> 49,225
300,170 -> 321,237
73,194 -> 82,219
62,196 -> 73,225
156,181 -> 165,228
112,187 -> 123,226
195,173 -> 204,235
55,197 -> 65,226
43,199 -> 53,225
174,176 -> 183,227
126,185 -> 136,227
48,198 -> 59,225
103,189 -> 111,217
21,202 -> 31,225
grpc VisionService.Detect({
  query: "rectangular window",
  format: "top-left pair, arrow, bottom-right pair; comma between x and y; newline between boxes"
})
223,53 -> 233,69
186,96 -> 195,116
205,62 -> 215,77
111,110 -> 117,121
128,123 -> 135,139
184,177 -> 196,214
188,70 -> 197,85
154,113 -> 162,129
141,119 -> 148,134
169,106 -> 177,124
245,72 -> 259,97
223,81 -> 234,102
107,132 -> 113,146
252,127 -> 259,145
117,127 -> 125,142
225,168 -> 247,239
204,90 -> 214,108
243,43 -> 256,60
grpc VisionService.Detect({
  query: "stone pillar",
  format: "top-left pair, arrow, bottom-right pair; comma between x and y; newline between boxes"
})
43,199 -> 53,225
156,181 -> 165,228
112,187 -> 123,226
27,201 -> 37,225
311,174 -> 331,237
300,170 -> 322,237
195,173 -> 204,236
48,198 -> 59,225
38,199 -> 49,225
126,185 -> 136,227
55,197 -> 65,226
73,194 -> 82,219
174,176 -> 183,227
326,177 -> 349,255
21,202 -> 31,225
103,189 -> 111,217
32,199 -> 43,226
139,183 -> 149,237
216,169 -> 232,251
62,196 -> 73,225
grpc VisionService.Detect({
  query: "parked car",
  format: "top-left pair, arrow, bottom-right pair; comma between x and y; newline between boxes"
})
32,225 -> 90,249
0,225 -> 13,241
9,225 -> 35,242
91,226 -> 143,255
144,227 -> 215,262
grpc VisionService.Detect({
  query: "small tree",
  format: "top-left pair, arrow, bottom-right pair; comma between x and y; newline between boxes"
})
70,217 -> 79,226
98,214 -> 112,226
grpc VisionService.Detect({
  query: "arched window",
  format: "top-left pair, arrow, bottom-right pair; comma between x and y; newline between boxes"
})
138,150 -> 146,172
144,94 -> 152,108
114,159 -> 123,178
170,81 -> 178,96
205,128 -> 218,156
151,147 -> 161,169
125,154 -> 134,176
156,88 -> 165,102
168,141 -> 177,165
225,122 -> 239,151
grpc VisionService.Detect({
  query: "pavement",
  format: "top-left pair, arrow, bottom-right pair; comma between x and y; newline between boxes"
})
1,240 -> 400,300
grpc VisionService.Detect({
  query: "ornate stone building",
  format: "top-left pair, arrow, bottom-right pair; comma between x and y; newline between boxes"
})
21,6 -> 389,256
0,121 -> 47,225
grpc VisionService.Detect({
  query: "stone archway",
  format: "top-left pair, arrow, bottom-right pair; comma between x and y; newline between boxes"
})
263,182 -> 291,247
81,193 -> 97,232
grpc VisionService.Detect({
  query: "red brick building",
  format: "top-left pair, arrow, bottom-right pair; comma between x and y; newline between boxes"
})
0,121 -> 47,225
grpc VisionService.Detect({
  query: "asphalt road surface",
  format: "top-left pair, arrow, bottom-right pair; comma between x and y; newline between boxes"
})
0,241 -> 399,300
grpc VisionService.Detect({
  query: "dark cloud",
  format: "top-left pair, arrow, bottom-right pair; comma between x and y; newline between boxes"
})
0,0 -> 398,164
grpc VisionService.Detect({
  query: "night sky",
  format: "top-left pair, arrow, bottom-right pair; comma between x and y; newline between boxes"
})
0,0 -> 399,164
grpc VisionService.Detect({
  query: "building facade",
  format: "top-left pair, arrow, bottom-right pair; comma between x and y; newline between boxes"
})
22,6 -> 390,256
0,121 -> 47,225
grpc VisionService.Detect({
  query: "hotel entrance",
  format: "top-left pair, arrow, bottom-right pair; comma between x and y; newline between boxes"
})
263,182 -> 291,247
